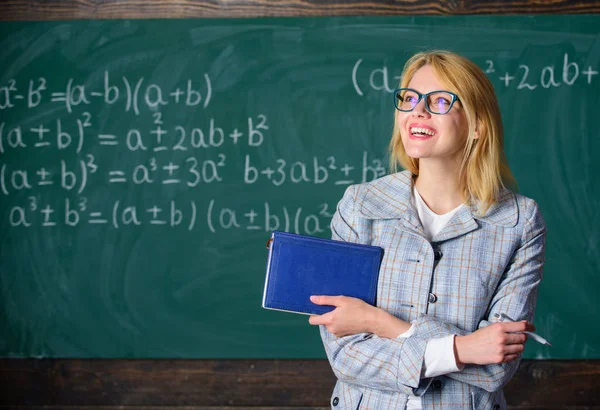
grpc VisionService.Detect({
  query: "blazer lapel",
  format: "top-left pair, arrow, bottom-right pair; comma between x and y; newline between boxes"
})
431,205 -> 478,242
356,171 -> 425,237
431,188 -> 519,242
399,199 -> 425,238
354,171 -> 518,242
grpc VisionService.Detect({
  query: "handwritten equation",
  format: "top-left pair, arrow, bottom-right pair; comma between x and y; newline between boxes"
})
0,113 -> 269,155
8,196 -> 334,236
0,71 -> 386,236
1,150 -> 385,193
0,72 -> 212,114
352,53 -> 598,96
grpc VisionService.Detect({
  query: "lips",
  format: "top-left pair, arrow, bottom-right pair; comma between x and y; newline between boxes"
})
408,123 -> 437,140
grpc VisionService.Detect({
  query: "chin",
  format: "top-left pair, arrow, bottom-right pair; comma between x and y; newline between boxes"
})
404,148 -> 430,159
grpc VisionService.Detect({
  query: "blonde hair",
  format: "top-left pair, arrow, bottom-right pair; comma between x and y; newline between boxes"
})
388,50 -> 516,214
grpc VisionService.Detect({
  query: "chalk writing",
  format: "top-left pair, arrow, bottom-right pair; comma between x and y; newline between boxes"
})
352,53 -> 598,96
1,75 -> 387,236
0,72 -> 212,114
206,200 -> 334,235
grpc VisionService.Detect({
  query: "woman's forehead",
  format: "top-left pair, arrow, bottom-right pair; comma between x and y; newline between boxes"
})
407,65 -> 448,92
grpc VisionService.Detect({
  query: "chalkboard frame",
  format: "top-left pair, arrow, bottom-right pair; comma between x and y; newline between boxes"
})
0,0 -> 599,21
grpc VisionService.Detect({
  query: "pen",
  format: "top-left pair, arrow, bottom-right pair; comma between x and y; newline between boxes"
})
494,313 -> 552,346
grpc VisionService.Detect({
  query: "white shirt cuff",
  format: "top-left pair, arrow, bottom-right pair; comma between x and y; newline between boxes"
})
422,335 -> 463,378
397,323 -> 416,339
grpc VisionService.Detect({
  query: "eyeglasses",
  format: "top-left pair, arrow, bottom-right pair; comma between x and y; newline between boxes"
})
394,88 -> 460,115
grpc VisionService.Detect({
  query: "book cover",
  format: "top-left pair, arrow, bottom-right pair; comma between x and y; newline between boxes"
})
262,231 -> 383,315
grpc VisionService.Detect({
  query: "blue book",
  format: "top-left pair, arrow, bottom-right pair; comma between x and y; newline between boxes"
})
262,231 -> 384,315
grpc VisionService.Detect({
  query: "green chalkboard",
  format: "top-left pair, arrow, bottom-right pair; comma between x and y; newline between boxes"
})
0,15 -> 599,359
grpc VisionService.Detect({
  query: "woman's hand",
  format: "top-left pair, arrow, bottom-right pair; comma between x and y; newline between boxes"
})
308,295 -> 410,338
454,321 -> 535,365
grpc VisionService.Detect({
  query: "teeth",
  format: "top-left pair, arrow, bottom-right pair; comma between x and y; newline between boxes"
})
410,127 -> 435,136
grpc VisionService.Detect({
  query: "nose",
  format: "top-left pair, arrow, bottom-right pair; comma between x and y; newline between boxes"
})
411,98 -> 430,117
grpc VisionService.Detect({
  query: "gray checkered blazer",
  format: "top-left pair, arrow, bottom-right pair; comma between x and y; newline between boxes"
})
320,171 -> 546,409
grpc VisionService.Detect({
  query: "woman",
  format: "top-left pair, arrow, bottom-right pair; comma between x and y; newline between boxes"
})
308,51 -> 546,409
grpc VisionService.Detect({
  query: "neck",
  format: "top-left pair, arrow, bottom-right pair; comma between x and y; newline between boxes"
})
414,160 -> 463,214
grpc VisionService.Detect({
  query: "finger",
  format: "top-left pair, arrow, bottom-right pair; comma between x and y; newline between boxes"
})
501,321 -> 531,333
503,320 -> 535,332
513,320 -> 536,332
503,353 -> 520,363
310,295 -> 345,306
505,333 -> 528,345
524,321 -> 536,332
503,344 -> 525,355
308,314 -> 328,326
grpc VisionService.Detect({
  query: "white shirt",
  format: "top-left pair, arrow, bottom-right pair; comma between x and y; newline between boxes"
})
413,186 -> 463,241
402,186 -> 465,409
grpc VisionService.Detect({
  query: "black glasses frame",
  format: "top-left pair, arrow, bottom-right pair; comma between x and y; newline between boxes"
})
393,88 -> 460,115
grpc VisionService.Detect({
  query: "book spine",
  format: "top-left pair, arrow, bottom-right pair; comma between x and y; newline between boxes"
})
261,232 -> 276,307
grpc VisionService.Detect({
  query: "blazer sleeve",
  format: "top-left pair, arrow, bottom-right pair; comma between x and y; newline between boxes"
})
409,198 -> 547,392
319,185 -> 432,395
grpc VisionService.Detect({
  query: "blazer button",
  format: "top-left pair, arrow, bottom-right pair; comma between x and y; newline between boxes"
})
431,379 -> 443,390
493,405 -> 500,410
332,397 -> 339,406
434,250 -> 443,260
428,293 -> 438,303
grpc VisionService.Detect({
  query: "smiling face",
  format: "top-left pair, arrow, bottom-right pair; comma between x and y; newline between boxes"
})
388,50 -> 513,213
396,65 -> 471,166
